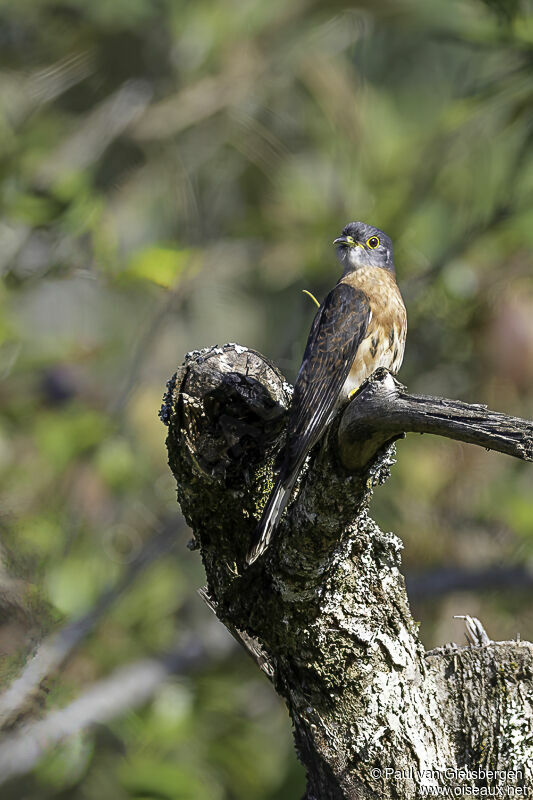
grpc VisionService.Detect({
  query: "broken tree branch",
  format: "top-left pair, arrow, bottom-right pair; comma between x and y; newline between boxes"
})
338,368 -> 533,470
163,343 -> 533,799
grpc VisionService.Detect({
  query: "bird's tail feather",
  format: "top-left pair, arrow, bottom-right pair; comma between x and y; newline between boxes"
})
246,477 -> 294,565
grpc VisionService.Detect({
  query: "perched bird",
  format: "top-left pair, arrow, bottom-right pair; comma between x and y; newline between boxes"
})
246,221 -> 407,565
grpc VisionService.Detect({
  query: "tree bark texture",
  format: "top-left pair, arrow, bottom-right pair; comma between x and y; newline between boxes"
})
163,343 -> 533,799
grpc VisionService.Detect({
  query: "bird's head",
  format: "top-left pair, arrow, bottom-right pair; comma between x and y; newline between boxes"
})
334,221 -> 394,274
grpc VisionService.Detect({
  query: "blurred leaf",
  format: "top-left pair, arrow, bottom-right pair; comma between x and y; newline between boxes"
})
110,561 -> 184,647
45,554 -> 113,615
124,247 -> 192,288
7,193 -> 62,226
34,733 -> 93,790
33,407 -> 111,472
95,437 -> 137,490
118,757 -> 223,800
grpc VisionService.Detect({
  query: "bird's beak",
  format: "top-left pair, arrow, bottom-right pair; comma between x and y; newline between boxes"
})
333,235 -> 362,248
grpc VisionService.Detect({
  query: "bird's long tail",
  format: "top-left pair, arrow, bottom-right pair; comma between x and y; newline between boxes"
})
246,474 -> 295,565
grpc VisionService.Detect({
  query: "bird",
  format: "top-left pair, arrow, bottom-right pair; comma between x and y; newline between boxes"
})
246,221 -> 407,565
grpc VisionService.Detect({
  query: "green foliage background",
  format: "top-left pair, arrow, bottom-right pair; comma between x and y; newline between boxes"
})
1,0 -> 533,796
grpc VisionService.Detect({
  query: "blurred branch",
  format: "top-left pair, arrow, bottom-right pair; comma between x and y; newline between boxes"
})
30,51 -> 95,109
35,80 -> 152,190
0,525 -> 178,729
129,0 -> 315,143
1,51 -> 95,128
0,638 -> 206,787
131,52 -> 263,141
406,563 -> 533,599
338,368 -> 533,470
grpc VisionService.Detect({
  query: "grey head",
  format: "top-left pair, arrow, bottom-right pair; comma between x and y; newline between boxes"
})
334,221 -> 394,274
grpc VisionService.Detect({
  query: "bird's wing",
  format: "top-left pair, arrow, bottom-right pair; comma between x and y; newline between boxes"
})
283,282 -> 371,479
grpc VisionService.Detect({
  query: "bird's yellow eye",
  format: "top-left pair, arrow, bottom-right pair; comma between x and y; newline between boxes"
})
367,236 -> 380,249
